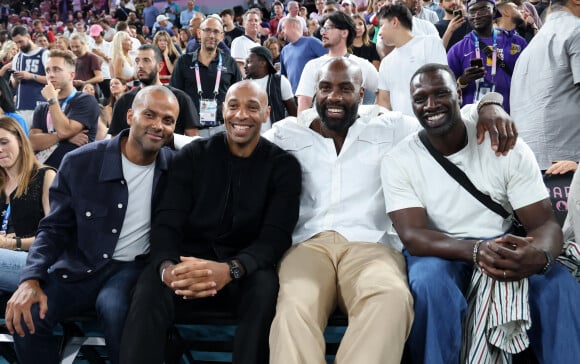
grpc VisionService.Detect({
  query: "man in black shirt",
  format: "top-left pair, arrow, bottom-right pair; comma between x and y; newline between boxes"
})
171,17 -> 242,137
120,80 -> 302,364
435,0 -> 473,50
109,45 -> 199,137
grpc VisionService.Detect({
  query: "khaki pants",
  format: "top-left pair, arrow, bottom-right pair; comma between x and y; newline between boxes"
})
270,231 -> 414,364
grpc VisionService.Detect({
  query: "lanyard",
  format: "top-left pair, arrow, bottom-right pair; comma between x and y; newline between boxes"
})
46,89 -> 77,132
194,53 -> 222,99
472,29 -> 497,81
1,204 -> 10,232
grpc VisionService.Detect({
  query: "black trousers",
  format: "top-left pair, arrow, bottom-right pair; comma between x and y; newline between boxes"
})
120,263 -> 278,364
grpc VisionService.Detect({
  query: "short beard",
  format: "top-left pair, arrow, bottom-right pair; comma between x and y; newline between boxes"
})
139,70 -> 158,86
20,42 -> 32,53
315,101 -> 359,133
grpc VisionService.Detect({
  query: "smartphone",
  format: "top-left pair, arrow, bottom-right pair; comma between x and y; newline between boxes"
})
470,58 -> 483,68
453,9 -> 462,18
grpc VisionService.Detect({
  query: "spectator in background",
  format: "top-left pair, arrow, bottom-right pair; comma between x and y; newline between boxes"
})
279,17 -> 326,94
103,77 -> 128,127
0,117 -> 55,295
263,37 -> 282,67
310,0 -> 326,22
35,34 -> 50,50
510,0 -> 580,170
375,4 -> 447,117
308,18 -> 320,36
110,31 -> 136,86
29,50 -> 99,169
0,78 -> 28,134
32,20 -> 55,44
163,0 -> 181,25
278,1 -> 308,35
245,46 -> 297,131
152,14 -> 175,37
142,0 -> 160,30
352,13 -> 381,70
53,36 -> 70,51
231,9 -> 262,77
152,30 -> 180,85
447,0 -> 527,113
70,33 -> 103,92
89,24 -> 113,101
269,1 -> 285,36
0,41 -> 18,83
180,1 -> 197,29
10,26 -> 48,128
435,0 -> 472,50
340,0 -> 356,16
423,0 -> 446,19
177,28 -> 191,51
99,18 -> 116,42
220,9 -> 244,48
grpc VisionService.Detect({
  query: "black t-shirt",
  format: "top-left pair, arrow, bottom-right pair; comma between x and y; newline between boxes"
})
435,19 -> 473,50
223,26 -> 244,48
109,85 -> 199,136
32,92 -> 100,169
352,43 -> 380,65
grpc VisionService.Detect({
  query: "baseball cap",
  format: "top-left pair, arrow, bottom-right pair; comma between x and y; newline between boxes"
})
341,0 -> 355,6
89,24 -> 103,37
250,46 -> 277,74
156,14 -> 170,23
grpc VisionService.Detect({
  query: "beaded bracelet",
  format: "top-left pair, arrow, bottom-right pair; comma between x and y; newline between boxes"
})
472,239 -> 484,265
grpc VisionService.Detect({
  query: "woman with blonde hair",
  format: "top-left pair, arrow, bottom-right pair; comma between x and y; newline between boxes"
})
0,41 -> 18,80
0,117 -> 55,294
54,36 -> 70,51
110,31 -> 136,86
153,30 -> 180,84
352,13 -> 381,70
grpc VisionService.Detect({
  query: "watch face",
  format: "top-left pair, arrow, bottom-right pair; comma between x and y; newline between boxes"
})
231,266 -> 242,279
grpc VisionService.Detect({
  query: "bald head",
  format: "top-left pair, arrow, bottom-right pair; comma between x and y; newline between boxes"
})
317,57 -> 363,88
132,85 -> 179,112
225,80 -> 268,107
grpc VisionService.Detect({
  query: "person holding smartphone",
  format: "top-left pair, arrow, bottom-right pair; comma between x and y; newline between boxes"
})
447,0 -> 527,113
435,0 -> 473,50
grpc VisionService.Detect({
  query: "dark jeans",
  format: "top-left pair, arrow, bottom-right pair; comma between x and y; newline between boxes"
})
13,259 -> 145,364
404,250 -> 580,364
121,263 -> 279,364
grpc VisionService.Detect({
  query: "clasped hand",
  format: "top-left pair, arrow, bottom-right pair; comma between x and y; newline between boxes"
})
476,235 -> 546,281
163,256 -> 231,299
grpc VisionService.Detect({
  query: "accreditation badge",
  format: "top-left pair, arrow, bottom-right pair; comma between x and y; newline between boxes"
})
199,98 -> 218,127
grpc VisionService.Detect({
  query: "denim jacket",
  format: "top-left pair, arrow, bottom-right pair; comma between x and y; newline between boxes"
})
20,130 -> 173,283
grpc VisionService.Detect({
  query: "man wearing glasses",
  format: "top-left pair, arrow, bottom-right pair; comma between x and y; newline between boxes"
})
447,0 -> 527,113
171,17 -> 241,137
295,11 -> 379,111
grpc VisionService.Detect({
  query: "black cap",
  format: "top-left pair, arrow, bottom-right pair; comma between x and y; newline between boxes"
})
250,46 -> 277,74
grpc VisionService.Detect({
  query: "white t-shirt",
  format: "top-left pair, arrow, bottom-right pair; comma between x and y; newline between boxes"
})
249,74 -> 294,133
382,122 -> 548,239
378,35 -> 447,117
412,16 -> 439,36
230,35 -> 261,65
113,155 -> 155,261
295,54 -> 379,99
88,39 -> 112,79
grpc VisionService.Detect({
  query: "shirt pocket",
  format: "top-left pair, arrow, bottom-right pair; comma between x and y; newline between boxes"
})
354,127 -> 395,166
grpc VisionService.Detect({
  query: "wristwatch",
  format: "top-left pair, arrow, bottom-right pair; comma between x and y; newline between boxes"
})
47,98 -> 58,106
227,260 -> 243,280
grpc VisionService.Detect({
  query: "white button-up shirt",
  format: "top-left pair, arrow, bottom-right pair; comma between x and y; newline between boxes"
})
264,108 -> 420,248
